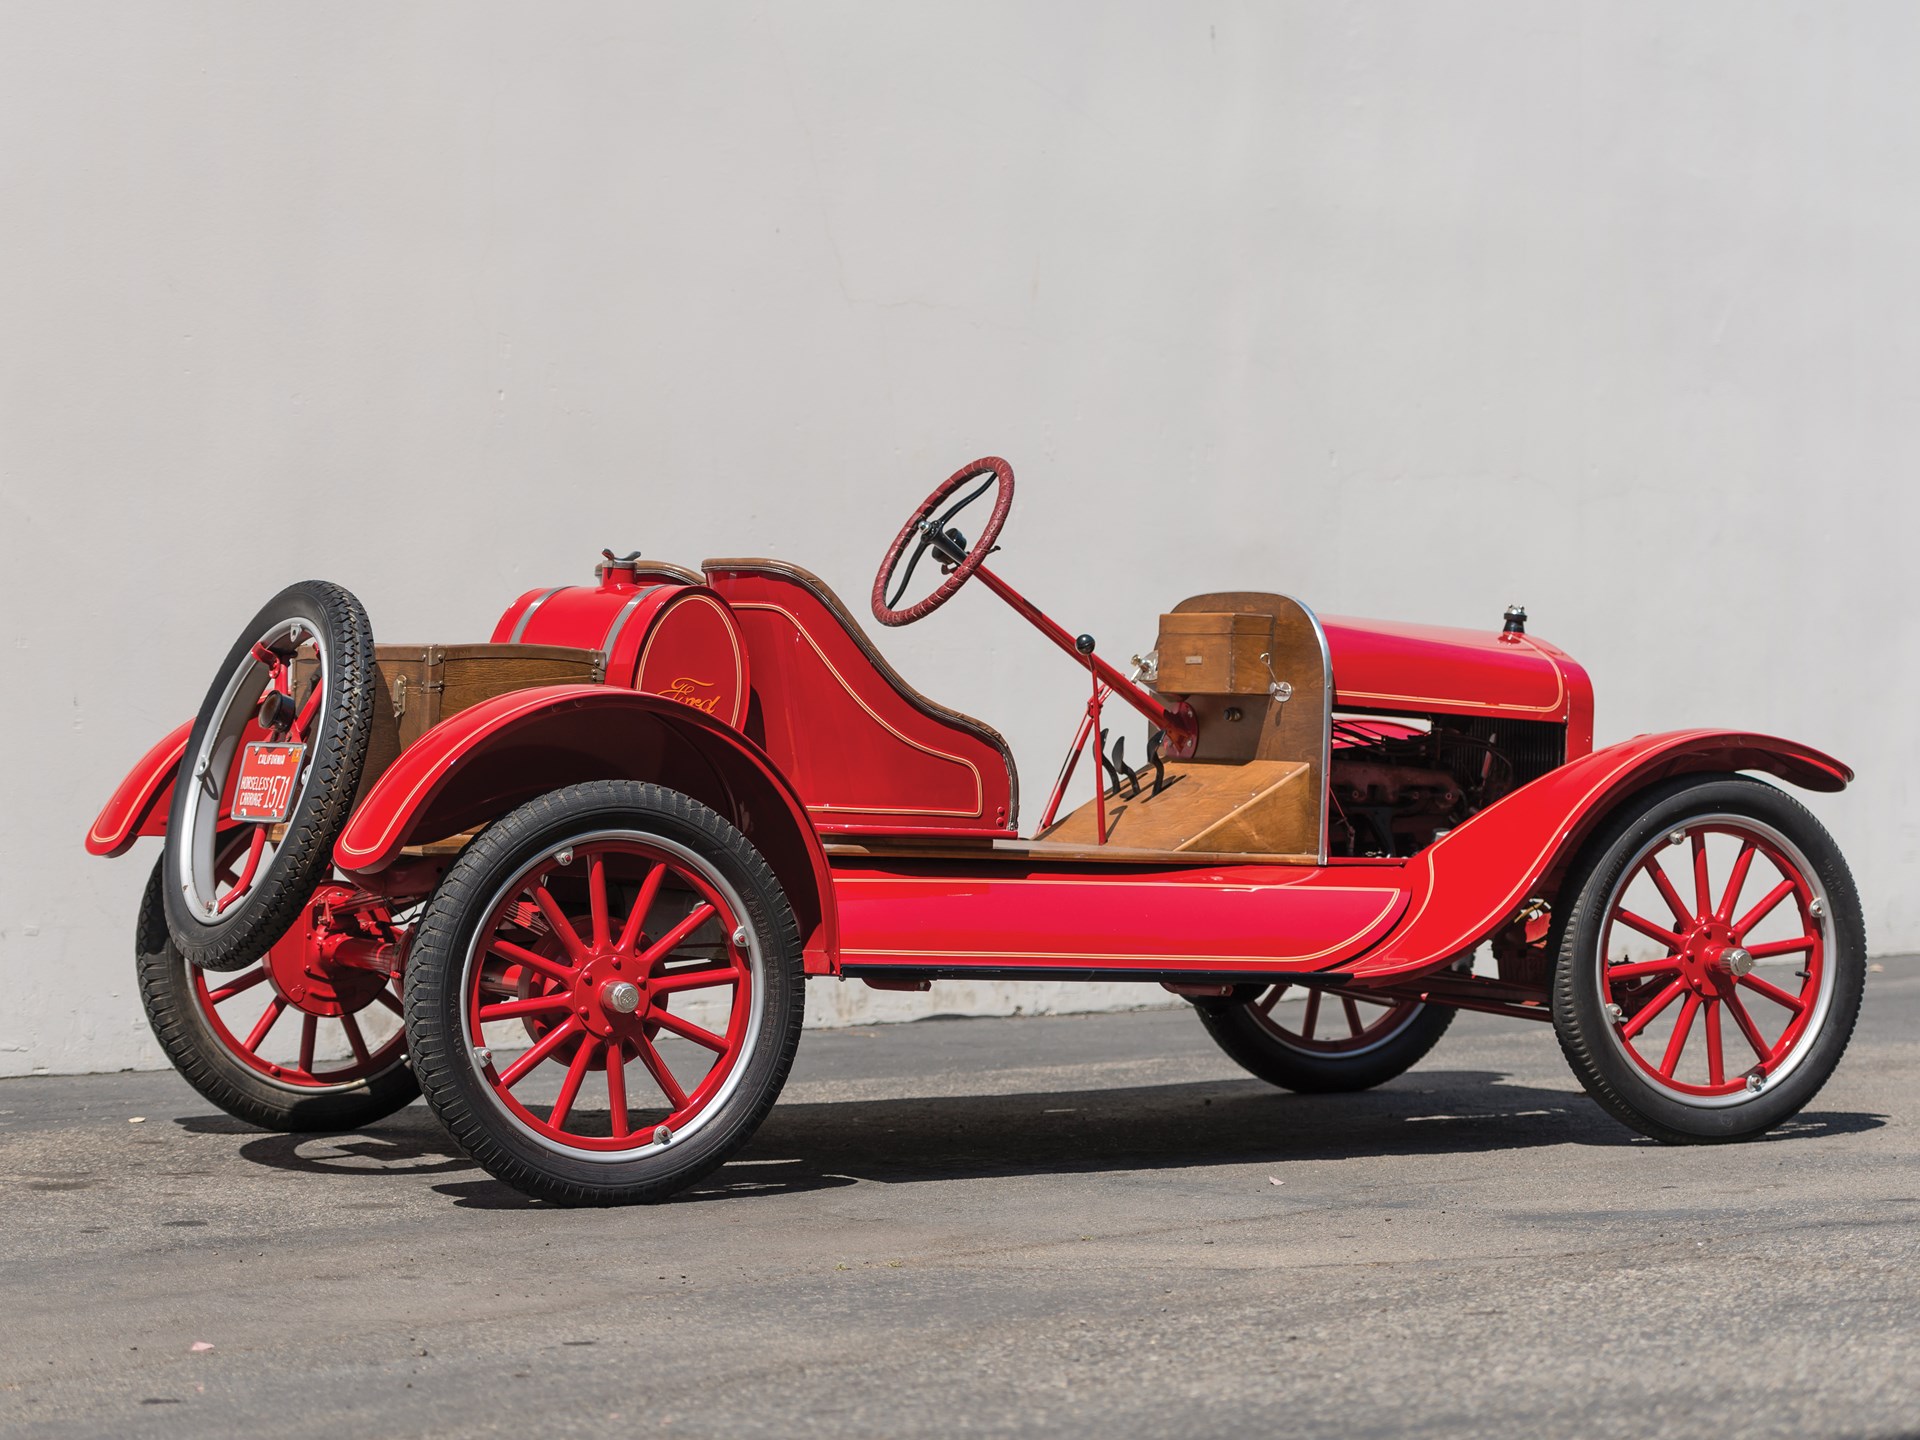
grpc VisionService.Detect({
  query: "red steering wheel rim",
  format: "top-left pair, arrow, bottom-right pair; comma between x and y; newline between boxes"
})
870,457 -> 1016,628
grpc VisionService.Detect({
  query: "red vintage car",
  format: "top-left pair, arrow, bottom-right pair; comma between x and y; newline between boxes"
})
88,460 -> 1865,1204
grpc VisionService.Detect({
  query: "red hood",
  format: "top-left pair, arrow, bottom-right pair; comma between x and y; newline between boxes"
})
1320,615 -> 1593,752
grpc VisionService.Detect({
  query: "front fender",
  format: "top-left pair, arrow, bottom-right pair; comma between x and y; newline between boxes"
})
1338,729 -> 1851,980
85,719 -> 193,857
332,685 -> 838,967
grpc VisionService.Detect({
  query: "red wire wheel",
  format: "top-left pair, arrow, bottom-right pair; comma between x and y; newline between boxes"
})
1197,982 -> 1453,1093
135,855 -> 418,1131
404,781 -> 806,1206
1553,777 -> 1865,1143
466,838 -> 754,1152
871,456 -> 1015,627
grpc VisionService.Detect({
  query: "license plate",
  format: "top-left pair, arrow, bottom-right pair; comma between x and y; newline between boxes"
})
230,742 -> 307,823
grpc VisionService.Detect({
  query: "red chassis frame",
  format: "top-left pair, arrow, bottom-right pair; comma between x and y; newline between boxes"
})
91,549 -> 1851,1030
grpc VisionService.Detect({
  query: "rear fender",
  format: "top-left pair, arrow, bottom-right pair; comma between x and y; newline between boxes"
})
332,685 -> 837,969
1339,729 -> 1851,980
86,720 -> 193,857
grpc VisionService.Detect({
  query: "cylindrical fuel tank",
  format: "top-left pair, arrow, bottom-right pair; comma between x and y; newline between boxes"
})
491,556 -> 750,729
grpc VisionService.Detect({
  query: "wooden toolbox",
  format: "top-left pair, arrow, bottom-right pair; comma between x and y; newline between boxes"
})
1153,611 -> 1276,695
295,642 -> 604,786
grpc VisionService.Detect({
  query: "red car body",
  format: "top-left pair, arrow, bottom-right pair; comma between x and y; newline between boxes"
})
90,550 -> 1848,1024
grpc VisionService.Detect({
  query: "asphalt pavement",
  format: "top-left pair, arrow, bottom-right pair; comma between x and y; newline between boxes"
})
3,959 -> 1917,1439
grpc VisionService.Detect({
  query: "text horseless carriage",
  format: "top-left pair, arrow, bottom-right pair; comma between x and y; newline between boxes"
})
88,460 -> 1865,1204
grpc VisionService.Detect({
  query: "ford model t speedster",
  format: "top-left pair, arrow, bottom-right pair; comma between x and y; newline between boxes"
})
87,460 -> 1865,1204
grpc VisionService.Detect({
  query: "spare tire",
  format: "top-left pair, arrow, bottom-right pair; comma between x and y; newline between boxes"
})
162,581 -> 377,970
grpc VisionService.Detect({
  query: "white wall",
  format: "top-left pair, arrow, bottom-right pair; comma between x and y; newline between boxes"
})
3,2 -> 1915,1076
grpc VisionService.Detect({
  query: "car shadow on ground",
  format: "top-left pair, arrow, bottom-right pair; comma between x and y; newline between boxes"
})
175,1070 -> 1886,1210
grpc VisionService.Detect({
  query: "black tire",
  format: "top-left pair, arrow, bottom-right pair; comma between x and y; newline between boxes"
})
405,780 -> 807,1206
1551,775 -> 1865,1143
1197,985 -> 1454,1093
136,857 -> 419,1131
163,581 -> 377,970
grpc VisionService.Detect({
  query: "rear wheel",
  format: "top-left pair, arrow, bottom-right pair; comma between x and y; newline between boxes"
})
1551,776 -> 1865,1143
404,781 -> 806,1206
137,856 -> 418,1131
1197,983 -> 1453,1092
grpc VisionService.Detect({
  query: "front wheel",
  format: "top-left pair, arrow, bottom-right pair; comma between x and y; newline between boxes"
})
1197,983 -> 1454,1092
1551,775 -> 1865,1143
404,781 -> 806,1206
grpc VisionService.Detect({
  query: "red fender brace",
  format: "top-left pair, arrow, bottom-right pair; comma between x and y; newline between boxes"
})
332,685 -> 839,971
1338,729 -> 1852,981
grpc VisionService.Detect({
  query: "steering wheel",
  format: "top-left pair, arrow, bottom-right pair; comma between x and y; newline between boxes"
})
871,457 -> 1016,628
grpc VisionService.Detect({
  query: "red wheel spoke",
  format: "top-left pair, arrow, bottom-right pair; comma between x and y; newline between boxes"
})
478,993 -> 574,1022
488,937 -> 575,986
1691,832 -> 1713,917
588,857 -> 611,951
298,1015 -> 317,1074
615,863 -> 667,954
1614,908 -> 1685,948
1724,993 -> 1771,1061
549,1039 -> 599,1129
1301,989 -> 1322,1040
498,1016 -> 583,1088
341,1012 -> 373,1067
1254,985 -> 1285,1016
1715,842 -> 1757,924
1746,935 -> 1816,960
1607,957 -> 1681,981
651,963 -> 741,996
1620,978 -> 1687,1040
1340,997 -> 1364,1037
533,886 -> 590,963
375,986 -> 404,1015
216,827 -> 269,913
637,903 -> 718,971
1644,857 -> 1694,928
606,1043 -> 629,1139
634,1035 -> 689,1110
1739,973 -> 1808,1015
1704,1000 -> 1725,1087
1733,879 -> 1797,941
651,1009 -> 728,1052
243,997 -> 286,1052
206,967 -> 269,1004
1659,993 -> 1701,1078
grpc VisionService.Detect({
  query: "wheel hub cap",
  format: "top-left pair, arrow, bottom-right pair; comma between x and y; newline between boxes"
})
1675,919 -> 1749,997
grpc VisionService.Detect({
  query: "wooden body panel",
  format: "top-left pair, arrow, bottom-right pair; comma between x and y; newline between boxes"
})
1162,592 -> 1333,859
295,643 -> 603,795
1039,760 -> 1315,855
